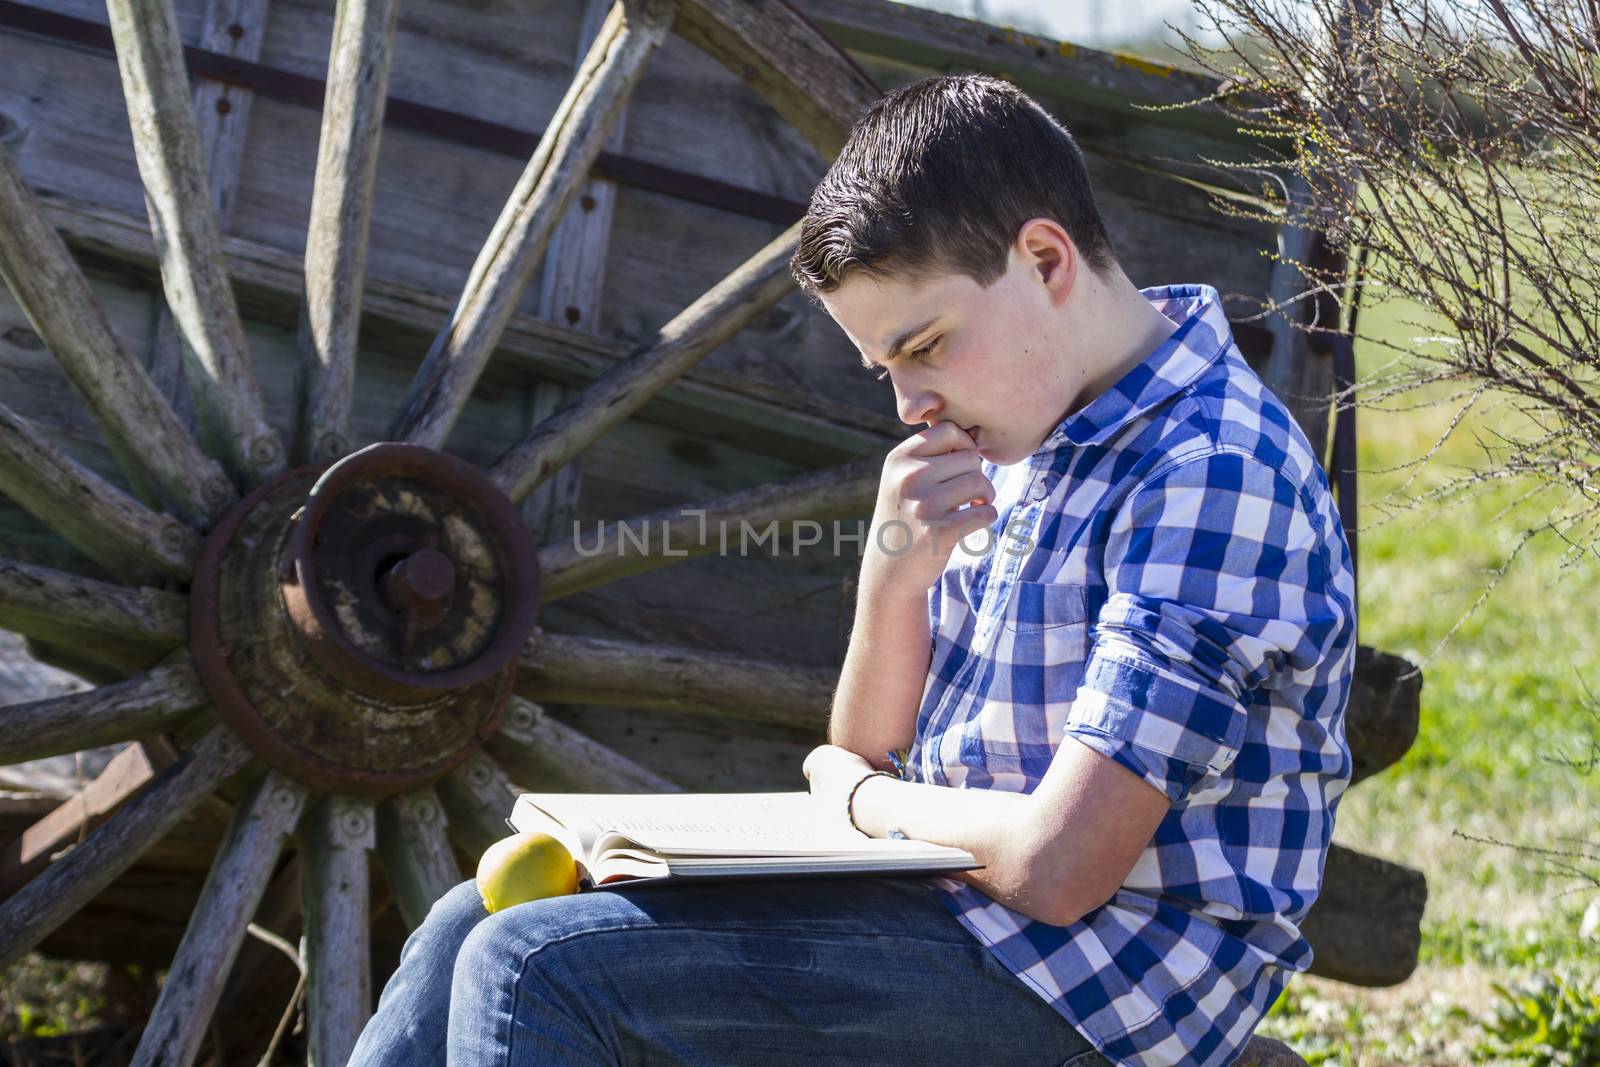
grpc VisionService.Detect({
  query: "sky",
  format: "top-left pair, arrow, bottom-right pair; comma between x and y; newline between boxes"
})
895,0 -> 1220,51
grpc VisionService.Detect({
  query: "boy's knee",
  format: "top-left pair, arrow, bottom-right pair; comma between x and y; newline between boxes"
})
397,879 -> 488,965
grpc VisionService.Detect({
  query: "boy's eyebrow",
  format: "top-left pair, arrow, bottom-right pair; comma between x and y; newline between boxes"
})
859,317 -> 939,369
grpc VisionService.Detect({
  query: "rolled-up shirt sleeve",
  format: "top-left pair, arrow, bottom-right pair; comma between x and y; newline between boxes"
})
1064,447 -> 1346,803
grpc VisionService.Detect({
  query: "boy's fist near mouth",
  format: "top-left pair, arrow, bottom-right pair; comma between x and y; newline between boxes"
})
867,421 -> 998,595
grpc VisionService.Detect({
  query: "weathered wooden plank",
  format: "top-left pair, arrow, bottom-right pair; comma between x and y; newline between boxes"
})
0,149 -> 232,526
790,0 -> 1248,147
104,0 -> 284,484
0,400 -> 198,584
1302,843 -> 1426,986
538,0 -> 629,335
537,450 -> 879,599
675,0 -> 879,159
147,0 -> 276,425
518,630 -> 834,730
520,381 -> 584,546
299,793 -> 374,1067
488,697 -> 680,794
436,752 -> 521,859
0,660 -> 208,768
547,703 -> 816,792
0,737 -> 180,901
0,723 -> 252,970
375,787 -> 460,931
296,0 -> 400,464
130,768 -> 308,1067
490,219 -> 803,502
390,0 -> 677,450
34,191 -> 903,466
521,0 -> 620,544
0,555 -> 186,650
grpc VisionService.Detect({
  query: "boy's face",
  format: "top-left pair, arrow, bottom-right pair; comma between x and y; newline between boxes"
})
818,237 -> 1087,467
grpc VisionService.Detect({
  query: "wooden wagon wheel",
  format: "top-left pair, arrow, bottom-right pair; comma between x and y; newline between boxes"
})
0,1 -> 880,1062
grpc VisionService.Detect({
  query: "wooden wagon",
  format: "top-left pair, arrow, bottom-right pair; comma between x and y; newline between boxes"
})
0,0 -> 1425,1063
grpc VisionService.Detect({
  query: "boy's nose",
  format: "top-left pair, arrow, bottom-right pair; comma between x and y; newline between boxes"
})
898,387 -> 941,427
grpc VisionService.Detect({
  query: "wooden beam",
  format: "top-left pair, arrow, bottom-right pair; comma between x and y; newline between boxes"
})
0,724 -> 252,970
296,0 -> 401,465
1262,176 -> 1332,455
0,660 -> 209,767
0,737 -> 180,901
1302,843 -> 1426,987
519,0 -> 624,545
0,556 -> 187,651
1348,646 -> 1421,786
389,0 -> 677,450
489,697 -> 681,794
676,0 -> 881,158
104,0 -> 285,485
298,793 -> 374,1067
146,0 -> 276,434
518,631 -> 834,730
789,0 -> 1248,146
537,451 -> 879,599
375,787 -> 461,931
0,149 -> 233,526
0,400 -> 198,584
489,221 -> 804,503
130,769 -> 308,1067
43,193 -> 904,466
436,753 -> 522,860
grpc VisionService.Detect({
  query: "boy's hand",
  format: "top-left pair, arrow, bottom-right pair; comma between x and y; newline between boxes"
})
802,743 -> 877,829
867,421 -> 997,594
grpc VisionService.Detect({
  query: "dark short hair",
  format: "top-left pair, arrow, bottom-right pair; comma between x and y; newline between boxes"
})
789,74 -> 1116,296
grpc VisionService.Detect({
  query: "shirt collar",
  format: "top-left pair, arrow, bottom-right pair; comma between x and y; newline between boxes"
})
1042,283 -> 1234,451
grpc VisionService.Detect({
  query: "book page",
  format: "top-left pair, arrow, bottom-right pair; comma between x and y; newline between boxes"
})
514,791 -> 888,855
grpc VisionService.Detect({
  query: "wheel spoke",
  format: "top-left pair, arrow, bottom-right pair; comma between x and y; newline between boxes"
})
518,632 -> 832,730
489,697 -> 680,793
104,0 -> 285,485
489,220 -> 802,502
299,794 -> 375,1067
1,660 -> 208,766
676,0 -> 879,158
0,401 -> 199,583
0,724 -> 252,970
388,0 -> 676,450
0,556 -> 186,652
296,0 -> 402,465
0,739 -> 179,902
436,753 -> 522,858
538,452 -> 879,599
129,769 -> 309,1067
375,787 -> 462,931
0,152 -> 235,527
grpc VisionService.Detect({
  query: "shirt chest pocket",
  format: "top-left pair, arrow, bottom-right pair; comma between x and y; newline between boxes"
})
950,581 -> 1093,782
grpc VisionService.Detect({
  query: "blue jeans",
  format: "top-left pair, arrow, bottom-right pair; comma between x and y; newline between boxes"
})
348,875 -> 1110,1066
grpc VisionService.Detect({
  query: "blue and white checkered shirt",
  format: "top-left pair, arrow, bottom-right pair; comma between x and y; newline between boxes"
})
904,284 -> 1357,1067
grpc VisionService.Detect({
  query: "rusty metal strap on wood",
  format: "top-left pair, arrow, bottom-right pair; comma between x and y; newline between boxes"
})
0,0 -> 806,225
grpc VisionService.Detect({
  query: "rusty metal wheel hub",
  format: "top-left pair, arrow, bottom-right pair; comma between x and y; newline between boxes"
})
190,443 -> 540,797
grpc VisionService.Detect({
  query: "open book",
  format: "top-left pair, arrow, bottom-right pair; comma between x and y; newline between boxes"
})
506,791 -> 982,888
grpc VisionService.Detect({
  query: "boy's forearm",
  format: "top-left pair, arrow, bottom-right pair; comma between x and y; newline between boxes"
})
827,569 -> 933,769
847,775 -> 1071,925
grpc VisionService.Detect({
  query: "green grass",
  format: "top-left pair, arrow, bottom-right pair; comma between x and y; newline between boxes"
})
1256,291 -> 1600,1063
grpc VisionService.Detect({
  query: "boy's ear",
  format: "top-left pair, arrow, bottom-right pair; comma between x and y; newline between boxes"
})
1016,217 -> 1078,306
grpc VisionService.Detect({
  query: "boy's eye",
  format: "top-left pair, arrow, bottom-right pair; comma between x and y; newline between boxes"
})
873,339 -> 938,382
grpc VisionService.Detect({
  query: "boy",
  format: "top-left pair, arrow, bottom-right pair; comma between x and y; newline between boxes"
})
349,74 -> 1353,1067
